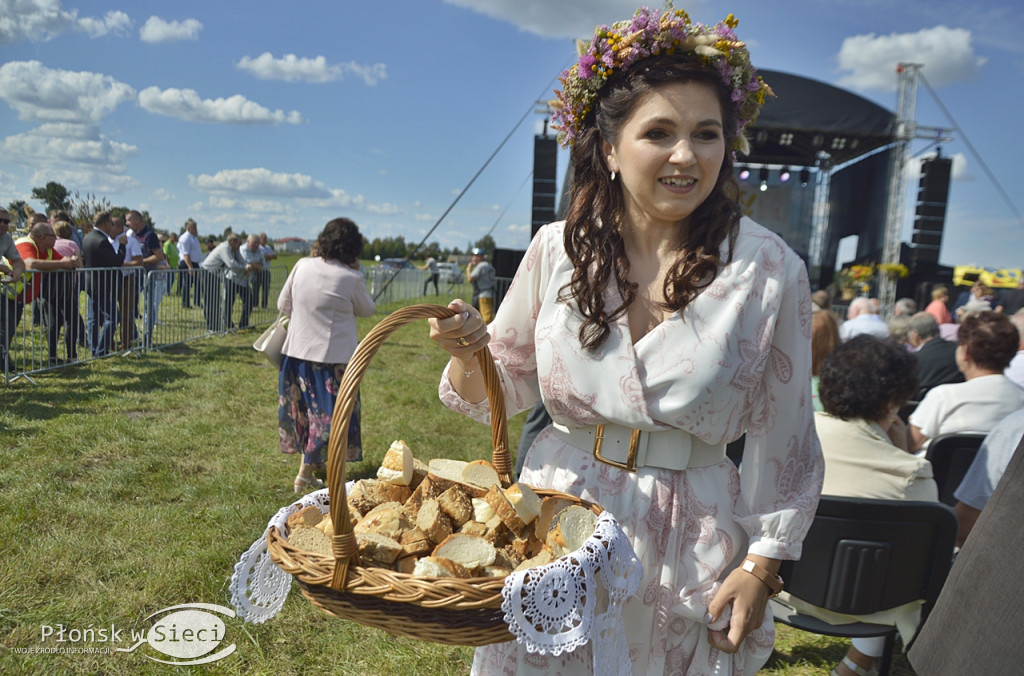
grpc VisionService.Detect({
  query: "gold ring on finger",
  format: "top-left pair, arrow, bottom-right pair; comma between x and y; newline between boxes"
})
456,337 -> 469,348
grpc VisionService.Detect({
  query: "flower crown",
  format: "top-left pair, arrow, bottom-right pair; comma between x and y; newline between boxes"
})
550,6 -> 772,152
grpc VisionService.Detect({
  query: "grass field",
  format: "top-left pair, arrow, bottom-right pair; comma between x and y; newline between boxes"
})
0,310 -> 916,675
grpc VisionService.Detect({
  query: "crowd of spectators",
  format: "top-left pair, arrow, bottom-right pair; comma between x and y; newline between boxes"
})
0,206 -> 275,368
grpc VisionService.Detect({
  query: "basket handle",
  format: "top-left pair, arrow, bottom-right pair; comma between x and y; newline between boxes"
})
325,303 -> 512,591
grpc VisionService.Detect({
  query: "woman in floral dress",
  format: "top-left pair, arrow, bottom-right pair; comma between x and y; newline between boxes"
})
278,218 -> 375,491
429,7 -> 823,675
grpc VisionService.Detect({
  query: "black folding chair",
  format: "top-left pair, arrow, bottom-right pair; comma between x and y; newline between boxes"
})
771,496 -> 957,676
925,432 -> 986,506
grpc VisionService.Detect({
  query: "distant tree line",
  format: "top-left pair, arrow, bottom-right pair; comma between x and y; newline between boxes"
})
9,181 -> 502,257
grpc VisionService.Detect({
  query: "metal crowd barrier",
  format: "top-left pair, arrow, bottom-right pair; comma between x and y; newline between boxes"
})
2,262 -> 511,384
2,264 -> 288,384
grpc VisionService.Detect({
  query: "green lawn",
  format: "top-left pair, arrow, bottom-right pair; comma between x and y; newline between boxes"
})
0,313 -> 915,674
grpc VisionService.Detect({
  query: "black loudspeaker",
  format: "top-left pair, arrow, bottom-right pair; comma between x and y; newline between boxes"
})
492,248 -> 526,308
532,136 -> 558,237
910,156 -> 953,269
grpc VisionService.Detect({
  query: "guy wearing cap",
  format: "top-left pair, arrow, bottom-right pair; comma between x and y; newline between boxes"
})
467,247 -> 496,323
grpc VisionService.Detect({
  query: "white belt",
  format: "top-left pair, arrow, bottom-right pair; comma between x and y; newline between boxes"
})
551,422 -> 726,472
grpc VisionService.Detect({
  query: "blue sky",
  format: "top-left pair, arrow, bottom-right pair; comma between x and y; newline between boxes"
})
2,0 -> 1022,270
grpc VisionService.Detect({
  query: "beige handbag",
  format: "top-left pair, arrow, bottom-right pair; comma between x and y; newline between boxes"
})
253,315 -> 288,367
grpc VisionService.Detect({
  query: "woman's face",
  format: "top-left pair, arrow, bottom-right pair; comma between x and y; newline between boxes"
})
603,81 -> 725,232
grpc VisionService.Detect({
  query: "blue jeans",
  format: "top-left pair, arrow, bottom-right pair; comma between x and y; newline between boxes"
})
88,289 -> 117,357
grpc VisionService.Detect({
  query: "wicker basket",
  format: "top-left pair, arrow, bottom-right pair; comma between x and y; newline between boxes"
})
267,304 -> 603,646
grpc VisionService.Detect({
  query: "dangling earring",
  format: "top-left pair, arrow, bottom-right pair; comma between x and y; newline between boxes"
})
610,170 -> 617,182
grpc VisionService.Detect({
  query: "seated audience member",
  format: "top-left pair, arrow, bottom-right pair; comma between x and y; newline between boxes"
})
1003,310 -> 1024,388
995,278 -> 1024,315
893,297 -> 917,317
811,309 -> 840,411
908,312 -> 964,400
925,285 -> 953,326
811,289 -> 831,314
888,315 -> 912,350
909,311 -> 1024,452
793,335 -> 936,676
839,297 -> 890,341
955,281 -> 995,321
952,407 -> 1024,546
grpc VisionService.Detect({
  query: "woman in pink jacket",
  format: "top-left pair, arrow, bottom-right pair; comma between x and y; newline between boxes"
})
277,218 -> 375,492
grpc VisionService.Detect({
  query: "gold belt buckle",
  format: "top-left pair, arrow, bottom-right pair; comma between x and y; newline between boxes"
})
592,424 -> 641,472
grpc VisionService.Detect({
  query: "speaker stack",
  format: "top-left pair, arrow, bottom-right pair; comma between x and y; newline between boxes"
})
910,156 -> 952,271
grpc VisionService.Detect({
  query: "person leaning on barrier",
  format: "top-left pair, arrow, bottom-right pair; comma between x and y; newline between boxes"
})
0,206 -> 27,369
52,220 -> 87,358
241,234 -> 265,325
200,234 -> 250,331
17,223 -> 82,365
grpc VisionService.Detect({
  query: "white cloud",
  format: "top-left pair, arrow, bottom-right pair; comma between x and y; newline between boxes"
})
837,26 -> 987,92
77,10 -> 132,38
2,124 -> 137,166
0,0 -> 131,43
138,87 -> 304,125
139,16 -> 202,43
29,167 -> 139,193
0,60 -> 136,123
190,168 -> 332,198
236,52 -> 388,86
153,188 -> 175,201
442,0 -> 633,39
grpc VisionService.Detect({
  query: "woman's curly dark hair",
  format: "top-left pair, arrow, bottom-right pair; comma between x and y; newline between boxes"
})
957,310 -> 1019,371
560,54 -> 742,350
317,217 -> 363,265
819,335 -> 918,422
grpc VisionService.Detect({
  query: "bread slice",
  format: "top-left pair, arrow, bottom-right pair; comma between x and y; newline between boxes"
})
353,501 -> 412,539
513,547 -> 555,573
377,439 -> 414,486
504,483 -> 542,526
315,515 -> 335,537
410,457 -> 430,491
483,514 -> 511,546
432,534 -> 497,571
399,528 -> 432,557
415,499 -> 453,544
463,459 -> 501,492
355,532 -> 403,566
536,496 -> 574,537
289,526 -> 332,556
348,479 -> 412,515
547,505 -> 598,556
483,484 -> 528,536
458,520 -> 488,537
287,505 -> 323,530
402,476 -> 436,521
471,497 -> 495,523
482,564 -> 512,578
436,485 -> 473,528
427,459 -> 493,498
412,556 -> 470,578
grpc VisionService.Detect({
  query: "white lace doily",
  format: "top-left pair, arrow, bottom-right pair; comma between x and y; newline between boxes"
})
501,511 -> 642,674
229,487 -> 334,623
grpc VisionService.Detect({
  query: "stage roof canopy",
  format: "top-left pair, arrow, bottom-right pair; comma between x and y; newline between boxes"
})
742,70 -> 897,167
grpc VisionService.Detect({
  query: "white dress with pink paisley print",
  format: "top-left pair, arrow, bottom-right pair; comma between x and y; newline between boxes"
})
441,218 -> 823,676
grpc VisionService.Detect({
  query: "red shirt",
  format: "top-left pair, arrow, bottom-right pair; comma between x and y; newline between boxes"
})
15,237 -> 62,304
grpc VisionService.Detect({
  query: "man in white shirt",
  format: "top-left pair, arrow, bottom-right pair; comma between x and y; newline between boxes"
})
201,235 -> 253,331
839,297 -> 890,341
176,219 -> 203,309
